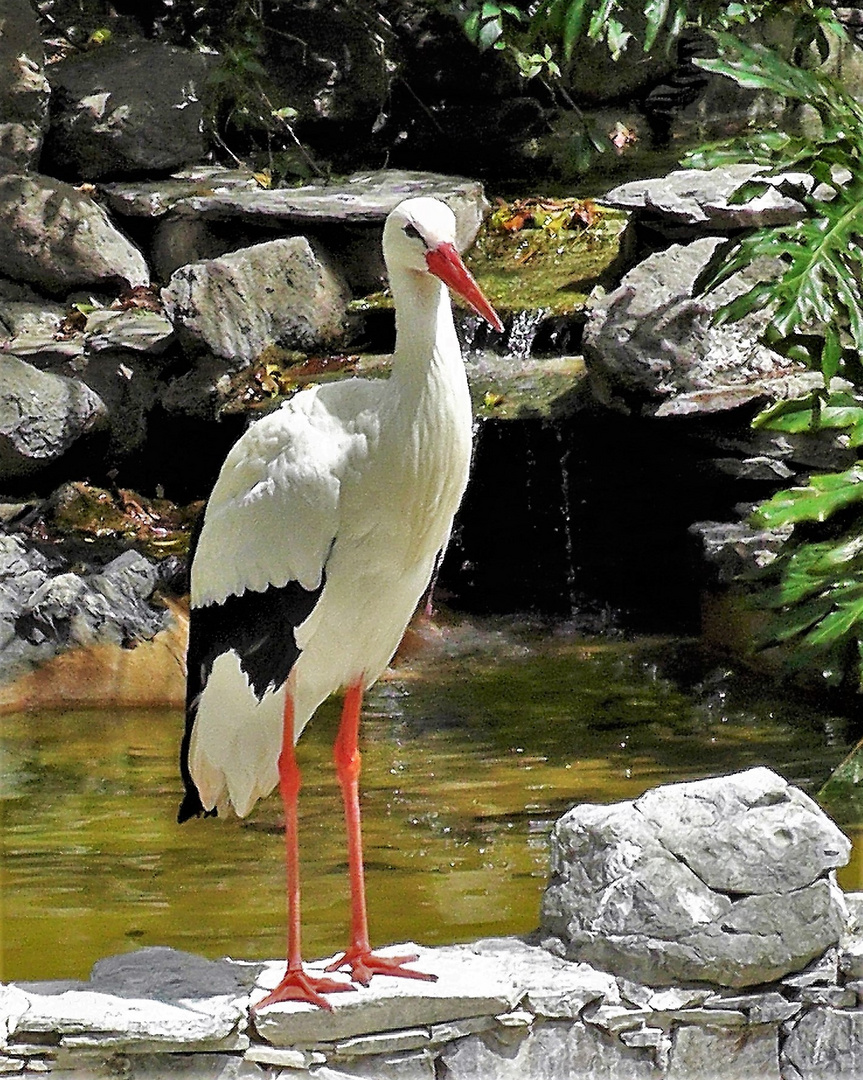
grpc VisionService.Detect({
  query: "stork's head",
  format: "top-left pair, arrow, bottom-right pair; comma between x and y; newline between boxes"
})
384,197 -> 503,333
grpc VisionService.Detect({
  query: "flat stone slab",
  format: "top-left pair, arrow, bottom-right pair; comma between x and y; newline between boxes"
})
103,167 -> 489,252
251,942 -> 522,1045
602,165 -> 810,230
7,986 -> 248,1052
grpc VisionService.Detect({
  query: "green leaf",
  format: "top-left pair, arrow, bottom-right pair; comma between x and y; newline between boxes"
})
805,592 -> 863,648
464,10 -> 482,42
588,0 -> 615,42
562,0 -> 590,59
605,18 -> 632,59
760,595 -> 835,644
643,0 -> 669,52
752,465 -> 863,529
821,323 -> 842,383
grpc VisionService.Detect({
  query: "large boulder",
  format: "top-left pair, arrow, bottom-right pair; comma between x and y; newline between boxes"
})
42,39 -> 210,180
0,0 -> 49,168
540,768 -> 850,988
161,235 -> 351,364
0,172 -> 149,296
583,235 -> 822,418
0,356 -> 106,480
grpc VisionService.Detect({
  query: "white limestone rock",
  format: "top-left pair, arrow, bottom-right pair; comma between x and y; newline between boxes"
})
162,236 -> 351,364
8,988 -> 247,1052
540,768 -> 850,988
440,1018 -> 656,1080
635,769 -> 849,894
782,1008 -> 863,1079
0,173 -> 149,296
602,165 -> 810,231
251,944 -> 519,1047
667,1023 -> 780,1080
471,937 -> 620,1019
0,355 -> 106,478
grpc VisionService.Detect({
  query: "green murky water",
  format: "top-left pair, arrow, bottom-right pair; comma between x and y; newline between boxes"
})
2,614 -> 861,983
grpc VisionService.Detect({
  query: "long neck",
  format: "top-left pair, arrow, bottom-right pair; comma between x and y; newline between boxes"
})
390,267 -> 461,385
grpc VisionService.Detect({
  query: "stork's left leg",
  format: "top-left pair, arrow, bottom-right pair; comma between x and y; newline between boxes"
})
254,685 -> 354,1011
325,679 -> 437,987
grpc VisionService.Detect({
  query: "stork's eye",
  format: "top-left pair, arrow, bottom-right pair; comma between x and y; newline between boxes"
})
403,222 -> 425,244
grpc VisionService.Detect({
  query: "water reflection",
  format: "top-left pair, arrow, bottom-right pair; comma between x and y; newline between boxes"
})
2,614 -> 859,982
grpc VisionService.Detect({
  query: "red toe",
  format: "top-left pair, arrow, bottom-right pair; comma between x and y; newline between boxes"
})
325,946 -> 438,987
253,966 -> 354,1012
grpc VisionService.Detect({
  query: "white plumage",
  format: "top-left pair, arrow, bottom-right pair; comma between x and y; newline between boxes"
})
180,196 -> 502,1008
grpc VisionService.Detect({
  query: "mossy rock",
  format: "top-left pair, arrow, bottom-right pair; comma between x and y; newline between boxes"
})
465,199 -> 632,315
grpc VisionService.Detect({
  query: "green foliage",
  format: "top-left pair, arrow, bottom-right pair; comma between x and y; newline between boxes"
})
204,11 -> 325,180
748,466 -> 863,688
673,19 -> 863,686
457,0 -> 837,73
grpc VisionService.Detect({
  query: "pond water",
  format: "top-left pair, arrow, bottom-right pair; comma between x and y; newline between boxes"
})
2,612 -> 861,984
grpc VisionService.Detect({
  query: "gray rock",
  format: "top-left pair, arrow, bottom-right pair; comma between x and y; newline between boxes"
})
603,165 -> 809,231
90,947 -> 258,1002
441,1019 -> 656,1080
0,173 -> 149,296
540,768 -> 850,988
59,349 -> 159,464
251,943 -> 520,1047
100,166 -> 265,218
689,518 -> 794,584
0,0 -> 49,169
703,992 -> 801,1024
0,355 -> 106,478
109,167 -> 490,293
103,168 -> 488,246
0,278 -> 66,342
634,768 -> 850,894
83,309 -> 174,356
162,236 -> 351,364
667,1023 -> 780,1080
43,39 -> 210,181
783,1008 -> 863,1079
583,236 -> 808,417
18,549 -> 168,652
839,893 -> 863,978
151,214 -> 261,283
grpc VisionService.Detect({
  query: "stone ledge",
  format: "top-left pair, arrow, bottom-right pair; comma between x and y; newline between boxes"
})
3,924 -> 863,1079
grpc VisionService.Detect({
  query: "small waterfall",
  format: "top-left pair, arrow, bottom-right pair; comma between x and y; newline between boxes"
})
503,309 -> 547,363
554,425 -> 579,616
457,308 -> 546,367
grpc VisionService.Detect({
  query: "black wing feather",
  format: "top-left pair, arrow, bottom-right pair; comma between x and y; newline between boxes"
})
178,575 -> 325,823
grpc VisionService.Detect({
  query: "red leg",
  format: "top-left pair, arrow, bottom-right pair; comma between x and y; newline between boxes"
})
325,679 -> 437,987
254,688 -> 353,1012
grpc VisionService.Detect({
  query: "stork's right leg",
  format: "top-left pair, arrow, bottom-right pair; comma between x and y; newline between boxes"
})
254,687 -> 353,1012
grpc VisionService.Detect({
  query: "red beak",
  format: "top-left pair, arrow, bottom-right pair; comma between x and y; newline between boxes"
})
425,242 -> 504,333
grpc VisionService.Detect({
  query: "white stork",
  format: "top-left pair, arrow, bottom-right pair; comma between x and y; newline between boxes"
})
178,196 -> 503,1010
